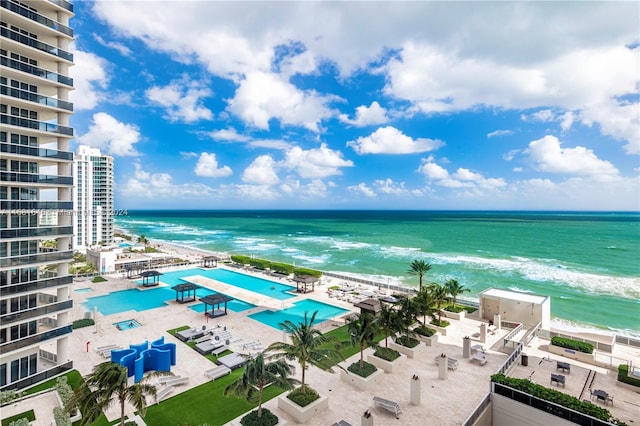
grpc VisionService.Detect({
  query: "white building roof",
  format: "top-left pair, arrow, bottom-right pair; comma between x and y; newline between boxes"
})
480,288 -> 548,304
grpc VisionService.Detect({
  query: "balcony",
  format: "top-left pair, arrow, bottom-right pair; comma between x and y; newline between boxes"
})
0,143 -> 73,160
0,55 -> 73,86
0,300 -> 73,325
49,0 -> 73,13
0,275 -> 72,296
0,360 -> 73,391
0,225 -> 73,239
1,84 -> 73,111
0,324 -> 73,353
1,0 -> 73,37
0,27 -> 73,62
0,114 -> 74,136
0,250 -> 73,268
0,200 -> 73,210
0,171 -> 73,186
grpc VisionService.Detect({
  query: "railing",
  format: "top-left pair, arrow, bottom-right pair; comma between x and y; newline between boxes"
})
0,324 -> 73,353
0,200 -> 73,210
496,342 -> 524,375
0,360 -> 72,392
0,143 -> 73,160
1,84 -> 73,111
520,322 -> 541,346
0,300 -> 73,325
615,335 -> 640,348
0,0 -> 73,36
322,271 -> 417,294
462,392 -> 491,426
49,0 -> 74,13
0,275 -> 73,296
538,329 -> 615,353
39,349 -> 57,363
0,225 -> 73,239
0,171 -> 73,185
0,27 -> 73,61
492,382 -> 615,426
0,114 -> 74,136
0,250 -> 73,267
503,323 -> 523,347
0,55 -> 73,86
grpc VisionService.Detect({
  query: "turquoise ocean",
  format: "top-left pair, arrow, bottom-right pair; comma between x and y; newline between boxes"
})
116,211 -> 640,336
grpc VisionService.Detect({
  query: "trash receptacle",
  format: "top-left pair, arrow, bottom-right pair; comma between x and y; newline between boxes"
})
521,353 -> 529,366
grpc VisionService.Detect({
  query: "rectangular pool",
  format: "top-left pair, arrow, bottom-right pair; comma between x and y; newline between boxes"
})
248,299 -> 349,330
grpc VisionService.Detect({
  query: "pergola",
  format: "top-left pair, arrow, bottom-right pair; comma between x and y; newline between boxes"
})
200,294 -> 233,318
172,283 -> 201,303
354,298 -> 382,316
202,255 -> 220,268
140,270 -> 162,287
292,275 -> 319,293
125,264 -> 147,279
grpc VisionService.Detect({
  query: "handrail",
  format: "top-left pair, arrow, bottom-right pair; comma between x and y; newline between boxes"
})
0,0 -> 73,36
462,392 -> 491,426
0,55 -> 73,86
1,84 -> 73,111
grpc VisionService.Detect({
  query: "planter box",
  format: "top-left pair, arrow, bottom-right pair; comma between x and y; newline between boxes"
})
389,340 -> 420,359
225,412 -> 287,426
549,343 -> 594,364
278,392 -> 329,424
416,332 -> 439,346
441,309 -> 465,320
429,323 -> 448,336
340,367 -> 383,391
367,352 -> 407,373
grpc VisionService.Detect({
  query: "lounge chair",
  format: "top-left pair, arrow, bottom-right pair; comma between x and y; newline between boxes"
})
195,340 -> 224,355
176,328 -> 205,342
162,376 -> 188,387
434,355 -> 459,370
373,396 -> 402,419
95,344 -> 118,353
205,365 -> 231,380
218,353 -> 247,370
155,386 -> 173,403
471,352 -> 488,365
211,345 -> 229,356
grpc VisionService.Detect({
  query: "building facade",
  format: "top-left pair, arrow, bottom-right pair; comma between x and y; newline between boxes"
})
73,145 -> 114,252
0,0 -> 75,390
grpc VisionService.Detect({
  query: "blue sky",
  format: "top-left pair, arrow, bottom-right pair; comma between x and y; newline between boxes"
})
68,1 -> 639,210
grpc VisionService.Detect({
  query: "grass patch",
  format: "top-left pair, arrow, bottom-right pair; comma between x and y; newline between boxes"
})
239,407 -> 279,426
314,324 -> 386,369
395,335 -> 420,348
373,346 -> 401,361
286,386 -> 320,407
414,326 -> 436,337
72,318 -> 95,329
431,319 -> 450,328
143,370 -> 284,426
91,276 -> 107,283
1,410 -> 35,426
23,370 -> 83,395
347,361 -> 377,378
444,305 -> 465,313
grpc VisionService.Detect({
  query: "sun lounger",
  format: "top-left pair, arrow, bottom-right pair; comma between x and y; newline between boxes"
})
156,386 -> 174,403
157,375 -> 180,385
176,328 -> 205,342
434,355 -> 459,370
205,365 -> 231,380
332,421 -> 353,426
373,396 -> 402,419
162,376 -> 189,387
194,335 -> 212,344
471,352 -> 488,365
195,340 -> 225,355
218,353 -> 247,370
101,346 -> 122,358
96,344 -> 118,353
211,345 -> 229,356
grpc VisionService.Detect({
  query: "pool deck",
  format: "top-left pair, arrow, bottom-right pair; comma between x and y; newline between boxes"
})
22,266 -> 640,425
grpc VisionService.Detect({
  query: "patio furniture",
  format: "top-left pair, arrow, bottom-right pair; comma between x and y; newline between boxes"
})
591,389 -> 613,405
332,421 -> 352,426
205,365 -> 231,381
471,352 -> 488,365
471,344 -> 485,354
176,328 -> 205,342
556,361 -> 571,373
434,355 -> 459,370
195,340 -> 225,355
218,353 -> 247,370
162,376 -> 189,387
155,386 -> 174,403
211,345 -> 229,356
373,396 -> 402,419
550,373 -> 566,387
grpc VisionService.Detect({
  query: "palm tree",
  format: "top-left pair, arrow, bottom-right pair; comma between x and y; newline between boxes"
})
428,283 -> 448,323
70,361 -> 170,426
378,303 -> 398,348
266,311 -> 344,394
414,287 -> 435,325
346,313 -> 379,368
137,235 -> 148,246
445,278 -> 470,309
408,259 -> 432,292
224,353 -> 298,419
395,295 -> 419,337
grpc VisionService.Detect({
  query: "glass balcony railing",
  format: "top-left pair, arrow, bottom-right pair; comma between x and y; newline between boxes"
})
0,250 -> 73,268
0,300 -> 73,325
0,55 -> 73,86
0,225 -> 73,239
0,324 -> 73,353
1,84 -> 73,111
0,27 -> 73,61
0,275 -> 73,297
1,0 -> 73,36
0,360 -> 73,392
0,200 -> 73,210
0,143 -> 73,160
0,114 -> 74,136
49,0 -> 74,13
0,171 -> 73,185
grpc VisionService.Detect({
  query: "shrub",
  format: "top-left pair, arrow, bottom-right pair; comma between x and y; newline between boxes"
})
551,336 -> 594,354
91,276 -> 107,283
2,410 -> 34,426
287,386 -> 320,407
7,418 -> 30,426
249,258 -> 271,270
430,319 -> 450,328
72,318 -> 94,329
618,364 -> 640,387
414,326 -> 436,337
240,408 -> 279,426
347,361 -> 377,378
53,407 -> 71,426
0,389 -> 24,405
270,262 -> 295,275
373,346 -> 401,361
292,267 -> 322,278
444,305 -> 465,313
395,335 -> 420,348
231,255 -> 251,265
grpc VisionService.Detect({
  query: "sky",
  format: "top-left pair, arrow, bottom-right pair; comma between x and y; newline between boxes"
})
68,1 -> 640,211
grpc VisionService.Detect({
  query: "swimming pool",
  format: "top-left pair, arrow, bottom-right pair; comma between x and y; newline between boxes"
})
83,286 -> 256,316
248,299 -> 350,330
136,268 -> 296,300
114,319 -> 141,331
74,288 -> 93,293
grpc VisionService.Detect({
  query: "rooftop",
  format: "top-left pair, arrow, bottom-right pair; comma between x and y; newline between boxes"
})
480,287 -> 549,305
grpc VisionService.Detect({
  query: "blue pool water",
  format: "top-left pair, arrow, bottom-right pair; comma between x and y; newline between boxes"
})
248,299 -> 349,330
74,288 -> 93,293
189,300 -> 255,313
83,286 -> 255,316
136,268 -> 296,300
114,319 -> 141,331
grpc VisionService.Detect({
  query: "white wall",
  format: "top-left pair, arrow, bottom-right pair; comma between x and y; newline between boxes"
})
491,394 -> 575,426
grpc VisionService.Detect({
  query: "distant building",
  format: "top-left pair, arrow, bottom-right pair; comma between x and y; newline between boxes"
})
72,145 -> 114,252
479,288 -> 551,330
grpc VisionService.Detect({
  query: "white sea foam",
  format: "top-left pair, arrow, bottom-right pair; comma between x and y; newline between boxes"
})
291,253 -> 331,264
330,241 -> 372,250
508,286 -> 533,293
378,245 -> 424,259
551,318 -> 640,339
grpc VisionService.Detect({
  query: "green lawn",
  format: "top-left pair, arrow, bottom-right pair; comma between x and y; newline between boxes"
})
1,409 -> 35,426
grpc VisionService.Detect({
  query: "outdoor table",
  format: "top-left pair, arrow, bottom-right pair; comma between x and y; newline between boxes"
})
556,361 -> 571,373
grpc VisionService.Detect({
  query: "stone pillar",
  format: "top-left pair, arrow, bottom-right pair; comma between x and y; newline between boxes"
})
93,306 -> 98,334
494,314 -> 502,330
463,336 -> 471,358
361,410 -> 374,426
479,323 -> 487,343
410,376 -> 421,405
57,336 -> 69,362
438,354 -> 448,379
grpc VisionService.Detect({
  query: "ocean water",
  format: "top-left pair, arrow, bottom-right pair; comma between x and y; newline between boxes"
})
116,211 -> 640,335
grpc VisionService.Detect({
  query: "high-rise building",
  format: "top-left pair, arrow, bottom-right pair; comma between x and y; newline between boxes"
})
0,0 -> 75,390
73,145 -> 114,252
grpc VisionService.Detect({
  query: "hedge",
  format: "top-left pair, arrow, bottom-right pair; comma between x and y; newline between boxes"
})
618,364 -> 640,387
249,258 -> 271,270
293,267 -> 322,278
231,255 -> 251,265
551,336 -> 594,354
270,262 -> 295,275
72,318 -> 94,329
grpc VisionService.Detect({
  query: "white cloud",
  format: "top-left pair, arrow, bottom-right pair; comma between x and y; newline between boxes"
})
194,153 -> 233,178
281,143 -> 353,179
487,130 -> 514,138
75,113 -> 140,156
209,128 -> 251,142
579,99 -> 640,155
121,162 -> 217,200
417,160 -> 449,180
180,151 -> 198,159
339,101 -> 389,127
347,126 -> 444,155
348,183 -> 376,198
531,109 -> 555,122
242,155 -> 280,185
418,159 -> 506,192
373,178 -> 419,196
207,128 -> 291,150
524,135 -> 619,177
146,77 -> 214,123
69,50 -> 109,110
93,34 -> 133,57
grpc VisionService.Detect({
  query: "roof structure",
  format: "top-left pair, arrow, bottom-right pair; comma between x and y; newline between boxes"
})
354,298 -> 382,314
172,283 -> 201,303
292,274 -> 319,293
140,270 -> 162,287
200,293 -> 234,318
